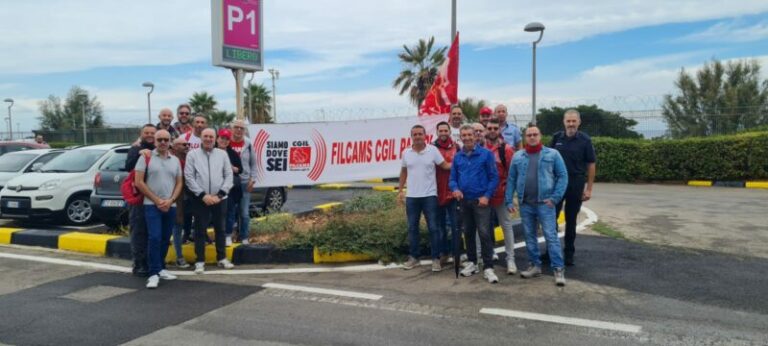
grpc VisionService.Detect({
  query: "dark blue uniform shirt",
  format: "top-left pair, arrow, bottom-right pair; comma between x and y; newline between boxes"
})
550,131 -> 596,177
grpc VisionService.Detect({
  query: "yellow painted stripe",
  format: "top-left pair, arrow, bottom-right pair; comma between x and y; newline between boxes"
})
746,181 -> 768,189
494,213 -> 565,243
372,185 -> 397,192
363,178 -> 384,183
0,227 -> 22,244
313,247 -> 373,263
558,212 -> 565,224
317,183 -> 351,189
688,180 -> 713,187
315,202 -> 342,212
165,241 -> 237,264
58,232 -> 120,255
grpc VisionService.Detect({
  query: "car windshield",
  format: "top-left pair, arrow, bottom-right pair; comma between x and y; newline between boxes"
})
41,149 -> 107,173
0,153 -> 37,172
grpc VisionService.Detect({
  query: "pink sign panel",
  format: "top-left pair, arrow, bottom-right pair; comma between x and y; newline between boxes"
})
223,0 -> 260,50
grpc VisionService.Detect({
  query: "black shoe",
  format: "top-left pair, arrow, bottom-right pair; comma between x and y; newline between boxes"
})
132,266 -> 148,277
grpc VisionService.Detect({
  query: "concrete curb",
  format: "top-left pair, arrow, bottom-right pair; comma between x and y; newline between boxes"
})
688,180 -> 768,189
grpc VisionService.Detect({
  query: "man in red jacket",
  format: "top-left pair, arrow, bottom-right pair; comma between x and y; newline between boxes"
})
485,119 -> 517,274
434,121 -> 458,268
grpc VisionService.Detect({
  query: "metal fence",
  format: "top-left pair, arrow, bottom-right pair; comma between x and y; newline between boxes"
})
34,128 -> 141,145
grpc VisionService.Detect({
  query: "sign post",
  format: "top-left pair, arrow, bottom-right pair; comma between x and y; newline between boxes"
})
212,0 -> 263,120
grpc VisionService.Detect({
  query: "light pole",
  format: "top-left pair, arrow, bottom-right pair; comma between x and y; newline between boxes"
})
524,22 -> 545,125
451,0 -> 457,42
80,94 -> 88,145
247,72 -> 255,123
142,82 -> 154,123
268,68 -> 279,123
3,98 -> 13,141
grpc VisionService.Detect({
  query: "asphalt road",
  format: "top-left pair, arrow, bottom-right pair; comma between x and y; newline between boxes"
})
1,184 -> 767,345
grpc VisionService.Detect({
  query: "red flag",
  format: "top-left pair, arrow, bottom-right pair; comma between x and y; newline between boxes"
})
419,33 -> 459,117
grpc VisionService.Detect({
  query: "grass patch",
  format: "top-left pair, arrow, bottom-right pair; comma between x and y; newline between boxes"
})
591,221 -> 627,240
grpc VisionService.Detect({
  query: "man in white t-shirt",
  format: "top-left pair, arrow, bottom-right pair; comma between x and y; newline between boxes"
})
449,105 -> 464,146
398,125 -> 452,271
183,114 -> 206,150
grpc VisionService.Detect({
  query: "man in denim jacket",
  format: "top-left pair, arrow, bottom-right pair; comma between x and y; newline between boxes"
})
505,125 -> 569,286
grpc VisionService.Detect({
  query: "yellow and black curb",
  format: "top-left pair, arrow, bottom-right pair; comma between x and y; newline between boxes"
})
687,180 -> 768,189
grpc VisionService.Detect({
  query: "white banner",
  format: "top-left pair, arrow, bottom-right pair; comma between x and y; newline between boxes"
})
247,115 -> 448,187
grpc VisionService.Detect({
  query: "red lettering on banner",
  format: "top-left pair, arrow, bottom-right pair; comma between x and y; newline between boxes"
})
331,140 -> 374,165
374,138 -> 398,162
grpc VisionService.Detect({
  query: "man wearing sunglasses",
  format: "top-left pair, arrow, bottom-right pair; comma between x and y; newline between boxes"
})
485,119 -> 517,275
173,104 -> 193,135
134,130 -> 183,289
506,125 -> 568,286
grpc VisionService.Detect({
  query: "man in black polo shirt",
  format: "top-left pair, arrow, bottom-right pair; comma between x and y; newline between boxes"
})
549,109 -> 596,266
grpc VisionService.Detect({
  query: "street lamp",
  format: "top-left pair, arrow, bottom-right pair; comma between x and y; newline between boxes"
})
247,72 -> 255,123
79,94 -> 88,145
3,98 -> 13,141
142,82 -> 154,123
524,21 -> 545,125
268,69 -> 279,123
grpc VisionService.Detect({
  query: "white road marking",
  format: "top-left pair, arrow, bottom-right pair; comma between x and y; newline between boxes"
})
480,308 -> 642,333
0,252 -> 131,273
262,282 -> 382,300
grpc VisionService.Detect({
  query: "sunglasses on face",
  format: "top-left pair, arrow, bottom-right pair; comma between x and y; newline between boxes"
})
156,138 -> 170,143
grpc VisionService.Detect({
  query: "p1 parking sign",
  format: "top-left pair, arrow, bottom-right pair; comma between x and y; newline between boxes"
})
212,0 -> 263,71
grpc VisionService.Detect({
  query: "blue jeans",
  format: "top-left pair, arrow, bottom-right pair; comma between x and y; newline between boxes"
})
144,205 -> 176,276
225,180 -> 252,241
435,200 -> 457,255
405,196 -> 441,259
520,203 -> 563,270
172,224 -> 183,261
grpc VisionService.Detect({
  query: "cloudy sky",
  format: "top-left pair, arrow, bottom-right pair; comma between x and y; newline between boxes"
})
2,0 -> 768,134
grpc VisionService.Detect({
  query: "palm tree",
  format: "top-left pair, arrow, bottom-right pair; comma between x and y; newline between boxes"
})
244,84 -> 273,123
458,97 -> 488,122
208,110 -> 236,128
392,36 -> 447,107
189,92 -> 218,115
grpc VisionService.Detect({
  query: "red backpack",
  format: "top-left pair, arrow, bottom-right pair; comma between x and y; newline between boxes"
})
121,155 -> 151,206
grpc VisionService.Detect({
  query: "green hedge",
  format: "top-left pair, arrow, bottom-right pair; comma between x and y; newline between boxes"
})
593,132 -> 768,181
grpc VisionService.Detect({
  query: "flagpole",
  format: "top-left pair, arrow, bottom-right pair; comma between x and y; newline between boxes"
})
451,0 -> 456,42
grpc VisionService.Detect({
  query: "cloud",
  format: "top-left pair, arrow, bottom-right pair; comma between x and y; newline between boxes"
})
2,0 -> 768,76
677,20 -> 768,43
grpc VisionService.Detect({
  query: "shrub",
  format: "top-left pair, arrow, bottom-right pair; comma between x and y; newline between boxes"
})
592,131 -> 768,181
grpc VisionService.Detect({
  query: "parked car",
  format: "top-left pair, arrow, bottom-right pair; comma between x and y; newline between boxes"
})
91,149 -> 287,229
0,149 -> 64,191
0,142 -> 50,156
0,144 -> 129,225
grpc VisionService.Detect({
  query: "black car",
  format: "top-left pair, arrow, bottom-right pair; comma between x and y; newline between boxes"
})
91,149 -> 286,229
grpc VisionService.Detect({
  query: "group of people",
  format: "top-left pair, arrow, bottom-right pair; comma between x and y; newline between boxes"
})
399,105 -> 596,286
125,104 -> 258,289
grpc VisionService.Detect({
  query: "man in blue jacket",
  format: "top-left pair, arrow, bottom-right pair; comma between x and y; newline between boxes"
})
505,125 -> 569,286
449,125 -> 499,283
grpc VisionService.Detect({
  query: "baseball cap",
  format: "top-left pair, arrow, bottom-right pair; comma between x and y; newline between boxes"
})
217,128 -> 232,139
479,106 -> 493,115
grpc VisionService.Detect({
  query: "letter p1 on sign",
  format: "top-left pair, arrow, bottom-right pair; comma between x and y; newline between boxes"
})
212,0 -> 263,71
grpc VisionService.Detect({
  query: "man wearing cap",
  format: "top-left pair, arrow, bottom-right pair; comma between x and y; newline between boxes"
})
185,128 -> 235,273
228,120 -> 258,245
479,106 -> 494,128
496,104 -> 522,149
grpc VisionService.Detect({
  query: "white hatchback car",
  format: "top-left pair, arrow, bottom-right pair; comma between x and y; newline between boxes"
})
0,144 -> 129,225
0,149 -> 64,190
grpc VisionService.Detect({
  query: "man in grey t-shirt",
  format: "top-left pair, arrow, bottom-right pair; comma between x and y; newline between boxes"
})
135,130 -> 184,289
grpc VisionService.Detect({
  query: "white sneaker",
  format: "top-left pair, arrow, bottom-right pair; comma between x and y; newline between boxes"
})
225,236 -> 233,247
492,253 -> 499,261
241,238 -> 250,245
460,263 -> 479,277
158,269 -> 177,280
506,259 -> 518,275
146,275 -> 159,289
194,262 -> 205,274
483,268 -> 499,284
218,258 -> 234,269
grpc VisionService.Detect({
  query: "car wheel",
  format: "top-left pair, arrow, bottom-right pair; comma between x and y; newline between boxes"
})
263,188 -> 285,214
65,195 -> 94,225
